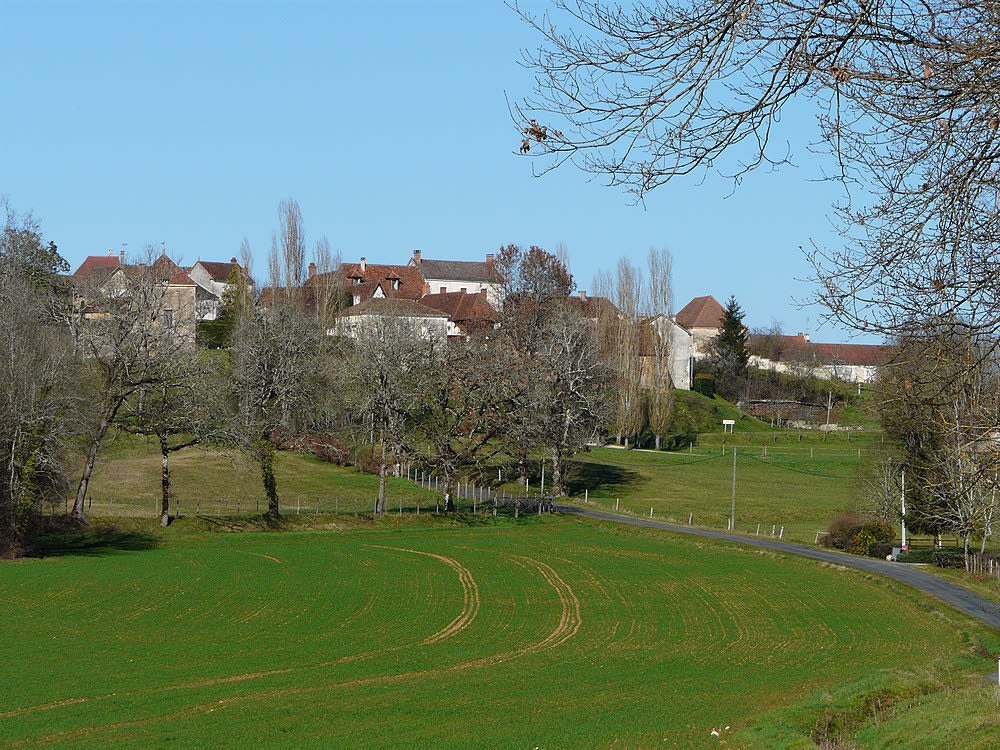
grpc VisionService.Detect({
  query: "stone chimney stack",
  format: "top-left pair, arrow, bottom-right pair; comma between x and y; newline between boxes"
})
308,262 -> 317,279
360,257 -> 367,273
486,252 -> 494,262
119,250 -> 127,266
578,290 -> 587,300
412,249 -> 421,263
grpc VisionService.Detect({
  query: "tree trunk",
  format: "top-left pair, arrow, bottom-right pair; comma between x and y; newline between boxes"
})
443,479 -> 455,512
963,535 -> 970,571
655,434 -> 661,451
261,445 -> 279,517
376,435 -> 387,514
159,434 -> 171,527
73,408 -> 115,521
551,447 -> 565,498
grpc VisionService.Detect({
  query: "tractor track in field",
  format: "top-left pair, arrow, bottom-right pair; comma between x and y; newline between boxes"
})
7,553 -> 581,747
369,545 -> 481,645
0,546 -> 479,725
557,504 -> 1000,630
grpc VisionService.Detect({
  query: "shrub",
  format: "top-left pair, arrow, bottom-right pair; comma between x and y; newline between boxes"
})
825,512 -> 862,549
692,373 -> 715,398
932,549 -> 966,569
859,519 -> 895,544
849,528 -> 879,557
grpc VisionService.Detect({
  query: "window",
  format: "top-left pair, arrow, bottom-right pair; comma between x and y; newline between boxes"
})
392,279 -> 400,290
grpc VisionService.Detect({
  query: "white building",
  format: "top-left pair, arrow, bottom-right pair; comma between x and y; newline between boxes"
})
332,297 -> 450,340
408,250 -> 501,305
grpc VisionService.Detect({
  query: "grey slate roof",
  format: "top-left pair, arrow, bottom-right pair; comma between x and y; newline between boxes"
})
414,258 -> 496,283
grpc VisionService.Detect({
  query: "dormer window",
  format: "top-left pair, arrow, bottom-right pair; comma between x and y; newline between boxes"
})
351,276 -> 362,285
391,278 -> 400,290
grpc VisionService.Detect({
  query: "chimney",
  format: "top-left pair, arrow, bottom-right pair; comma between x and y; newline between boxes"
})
308,262 -> 317,279
119,250 -> 127,265
360,257 -> 366,273
412,249 -> 421,263
578,290 -> 587,300
798,332 -> 810,342
230,257 -> 238,265
486,253 -> 494,263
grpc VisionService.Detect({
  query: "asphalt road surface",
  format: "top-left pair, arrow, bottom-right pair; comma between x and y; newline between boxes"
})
556,504 -> 1000,631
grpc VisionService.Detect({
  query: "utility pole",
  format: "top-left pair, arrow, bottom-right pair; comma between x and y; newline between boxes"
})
731,446 -> 737,531
825,390 -> 832,430
901,468 -> 907,548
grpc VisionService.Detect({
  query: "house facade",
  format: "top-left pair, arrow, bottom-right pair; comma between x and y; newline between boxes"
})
333,297 -> 450,340
408,250 -> 501,305
673,295 -> 725,359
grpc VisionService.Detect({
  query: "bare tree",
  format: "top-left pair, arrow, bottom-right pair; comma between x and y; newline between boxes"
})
414,334 -> 520,512
267,198 -> 306,305
534,302 -> 609,498
126,353 -> 225,526
877,327 -> 1000,557
514,1 -> 1000,349
310,236 -> 346,327
70,246 -> 192,521
592,258 -> 646,447
342,317 -> 434,513
647,248 -> 674,450
229,302 -> 326,517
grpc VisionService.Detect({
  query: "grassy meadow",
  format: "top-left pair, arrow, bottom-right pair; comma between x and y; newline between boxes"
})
566,438 -> 876,543
3,515 -> 996,749
78,414 -> 884,545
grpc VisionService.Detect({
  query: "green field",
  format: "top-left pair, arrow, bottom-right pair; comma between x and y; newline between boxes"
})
80,427 -> 880,545
2,516 -> 996,749
567,441 -> 870,542
76,432 -> 440,517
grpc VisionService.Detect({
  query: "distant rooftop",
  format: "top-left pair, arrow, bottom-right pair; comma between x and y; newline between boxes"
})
675,295 -> 725,330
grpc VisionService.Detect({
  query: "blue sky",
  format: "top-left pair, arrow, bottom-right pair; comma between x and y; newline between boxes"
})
3,0 -> 860,339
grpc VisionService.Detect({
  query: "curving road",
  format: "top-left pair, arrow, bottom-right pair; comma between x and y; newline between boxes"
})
556,504 -> 1000,630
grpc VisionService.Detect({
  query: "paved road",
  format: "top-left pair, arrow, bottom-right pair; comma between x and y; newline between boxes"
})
556,504 -> 1000,630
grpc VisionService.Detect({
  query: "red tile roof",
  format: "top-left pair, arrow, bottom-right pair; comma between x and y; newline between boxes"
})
749,333 -> 891,367
73,255 -> 120,277
318,262 -> 426,301
419,291 -> 497,324
567,294 -> 618,320
675,295 -> 725,330
196,258 -> 243,282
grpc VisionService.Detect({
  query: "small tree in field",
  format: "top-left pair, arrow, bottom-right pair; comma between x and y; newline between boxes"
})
229,303 -> 325,517
71,247 -> 191,521
127,353 -> 224,526
342,317 -> 434,513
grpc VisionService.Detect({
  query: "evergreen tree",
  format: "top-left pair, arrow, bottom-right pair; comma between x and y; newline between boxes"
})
709,296 -> 750,398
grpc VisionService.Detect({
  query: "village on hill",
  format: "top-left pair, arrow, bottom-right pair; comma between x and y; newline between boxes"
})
70,246 -> 888,393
